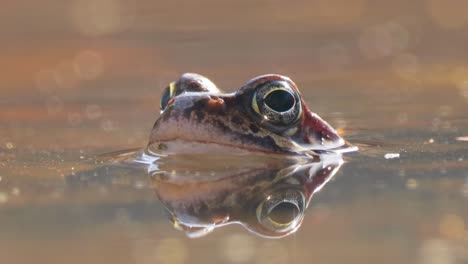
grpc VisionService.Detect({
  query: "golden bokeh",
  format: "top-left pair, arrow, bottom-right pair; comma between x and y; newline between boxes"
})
74,50 -> 105,81
155,238 -> 188,264
358,22 -> 410,59
70,0 -> 134,36
427,0 -> 468,29
439,214 -> 465,240
256,241 -> 288,264
0,192 -> 9,204
269,0 -> 366,28
222,234 -> 255,263
56,60 -> 79,89
309,0 -> 366,24
456,80 -> 468,100
392,53 -> 421,81
35,69 -> 60,94
419,239 -> 455,264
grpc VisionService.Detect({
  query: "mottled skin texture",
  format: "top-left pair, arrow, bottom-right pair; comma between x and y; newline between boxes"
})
148,73 -> 346,154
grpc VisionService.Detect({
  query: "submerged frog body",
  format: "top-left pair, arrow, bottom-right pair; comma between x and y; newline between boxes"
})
148,73 -> 351,155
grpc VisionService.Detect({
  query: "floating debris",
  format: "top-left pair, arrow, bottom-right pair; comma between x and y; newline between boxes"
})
133,180 -> 146,189
424,138 -> 435,144
5,142 -> 15,150
384,153 -> 400,159
406,178 -> 418,190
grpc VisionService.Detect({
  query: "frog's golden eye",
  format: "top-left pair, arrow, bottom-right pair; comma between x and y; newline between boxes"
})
252,81 -> 302,126
160,82 -> 176,112
256,189 -> 305,233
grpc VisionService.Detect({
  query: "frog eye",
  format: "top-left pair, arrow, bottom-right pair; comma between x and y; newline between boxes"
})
160,82 -> 176,112
252,81 -> 302,126
256,189 -> 305,233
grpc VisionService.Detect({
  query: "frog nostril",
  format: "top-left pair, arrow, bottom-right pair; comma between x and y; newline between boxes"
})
206,96 -> 225,110
160,85 -> 173,111
167,97 -> 175,107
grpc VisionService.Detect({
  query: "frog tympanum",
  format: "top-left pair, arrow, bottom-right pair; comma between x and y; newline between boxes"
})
148,73 -> 353,155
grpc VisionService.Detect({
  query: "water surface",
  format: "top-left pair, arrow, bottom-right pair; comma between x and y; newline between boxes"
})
1,1 -> 468,263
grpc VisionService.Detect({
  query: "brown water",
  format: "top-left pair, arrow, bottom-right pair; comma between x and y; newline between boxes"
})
1,0 -> 468,263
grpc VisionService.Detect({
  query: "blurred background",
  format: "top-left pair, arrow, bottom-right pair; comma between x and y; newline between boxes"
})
1,0 -> 468,150
0,0 -> 467,263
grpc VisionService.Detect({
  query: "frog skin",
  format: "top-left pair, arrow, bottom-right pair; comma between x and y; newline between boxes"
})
147,73 -> 351,155
150,153 -> 343,238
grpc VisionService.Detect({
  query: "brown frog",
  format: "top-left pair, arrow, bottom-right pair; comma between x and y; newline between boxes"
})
148,73 -> 354,155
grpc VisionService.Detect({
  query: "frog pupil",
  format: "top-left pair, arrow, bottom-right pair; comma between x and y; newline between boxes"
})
268,201 -> 299,225
264,90 -> 295,112
160,86 -> 172,110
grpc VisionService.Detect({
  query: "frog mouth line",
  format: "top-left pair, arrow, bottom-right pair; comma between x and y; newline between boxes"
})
150,138 -> 313,156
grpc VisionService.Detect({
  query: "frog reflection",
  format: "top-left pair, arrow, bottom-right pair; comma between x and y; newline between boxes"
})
149,153 -> 343,238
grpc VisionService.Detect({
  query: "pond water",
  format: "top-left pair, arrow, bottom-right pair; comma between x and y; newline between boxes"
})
1,1 -> 468,263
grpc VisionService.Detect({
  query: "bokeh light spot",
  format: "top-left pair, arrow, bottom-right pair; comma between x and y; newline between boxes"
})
56,61 -> 79,89
101,119 -> 116,132
439,214 -> 465,240
45,96 -> 64,115
155,238 -> 188,264
392,53 -> 421,80
5,142 -> 15,150
222,234 -> 255,263
359,22 -> 410,59
257,241 -> 288,264
85,104 -> 103,120
0,192 -> 9,204
67,112 -> 83,127
318,43 -> 350,71
456,80 -> 468,101
419,239 -> 455,264
70,0 -> 134,36
74,50 -> 104,80
35,69 -> 60,94
427,0 -> 468,29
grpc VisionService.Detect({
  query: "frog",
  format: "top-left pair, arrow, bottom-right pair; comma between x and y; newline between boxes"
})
147,73 -> 354,155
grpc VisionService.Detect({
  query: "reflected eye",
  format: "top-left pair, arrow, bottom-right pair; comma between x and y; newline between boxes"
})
267,201 -> 300,225
160,82 -> 176,112
252,81 -> 301,126
256,189 -> 305,232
